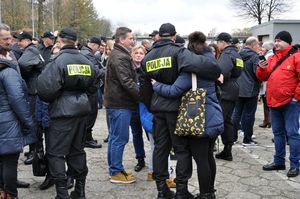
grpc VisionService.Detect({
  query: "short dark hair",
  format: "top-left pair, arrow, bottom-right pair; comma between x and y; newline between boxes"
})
115,27 -> 132,43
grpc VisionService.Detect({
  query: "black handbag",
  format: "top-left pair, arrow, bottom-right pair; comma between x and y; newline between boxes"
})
32,144 -> 47,177
175,73 -> 206,138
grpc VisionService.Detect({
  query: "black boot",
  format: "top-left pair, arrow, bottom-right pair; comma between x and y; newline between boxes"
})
55,180 -> 70,199
195,193 -> 212,199
175,182 -> 194,199
39,175 -> 55,190
215,144 -> 232,161
67,177 -> 74,189
156,180 -> 175,199
134,158 -> 145,172
70,179 -> 86,199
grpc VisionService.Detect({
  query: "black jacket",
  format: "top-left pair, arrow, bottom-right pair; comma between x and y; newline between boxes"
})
218,45 -> 243,101
238,47 -> 260,97
37,46 -> 100,119
104,44 -> 139,109
140,39 -> 221,112
39,43 -> 53,64
18,43 -> 44,95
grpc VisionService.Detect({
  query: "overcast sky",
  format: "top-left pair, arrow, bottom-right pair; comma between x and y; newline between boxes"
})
93,0 -> 300,36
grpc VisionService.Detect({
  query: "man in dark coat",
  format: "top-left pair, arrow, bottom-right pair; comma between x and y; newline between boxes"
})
104,27 -> 139,184
215,32 -> 243,161
232,36 -> 260,146
37,28 -> 100,198
80,36 -> 104,149
15,31 -> 44,165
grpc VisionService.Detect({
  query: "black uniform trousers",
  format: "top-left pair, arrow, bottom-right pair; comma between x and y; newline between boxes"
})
86,93 -> 98,141
219,99 -> 236,145
28,94 -> 37,151
46,117 -> 88,181
0,153 -> 20,197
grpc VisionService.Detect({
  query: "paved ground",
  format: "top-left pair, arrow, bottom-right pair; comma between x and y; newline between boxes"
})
18,103 -> 300,199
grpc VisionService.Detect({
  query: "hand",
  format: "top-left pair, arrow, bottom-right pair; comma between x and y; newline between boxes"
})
217,74 -> 224,84
258,60 -> 268,68
151,79 -> 156,85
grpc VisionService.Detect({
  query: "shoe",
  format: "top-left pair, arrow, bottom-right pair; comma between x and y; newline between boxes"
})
259,122 -> 271,128
242,140 -> 258,146
175,181 -> 194,199
103,136 -> 109,143
67,177 -> 74,189
16,180 -> 30,188
166,177 -> 176,188
24,151 -> 30,157
84,140 -> 102,148
134,158 -> 145,172
147,172 -> 153,181
0,191 -> 7,199
195,193 -> 212,199
110,171 -> 136,184
6,193 -> 18,199
262,162 -> 286,171
239,131 -> 244,137
215,145 -> 232,161
252,134 -> 256,139
70,178 -> 86,199
24,152 -> 34,165
287,168 -> 299,177
39,177 -> 54,190
156,180 -> 175,199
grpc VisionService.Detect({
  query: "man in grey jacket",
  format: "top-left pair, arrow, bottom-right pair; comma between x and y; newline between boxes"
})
232,36 -> 260,146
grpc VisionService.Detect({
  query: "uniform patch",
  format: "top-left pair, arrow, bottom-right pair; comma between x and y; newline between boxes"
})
67,64 -> 91,76
236,58 -> 244,68
146,57 -> 172,72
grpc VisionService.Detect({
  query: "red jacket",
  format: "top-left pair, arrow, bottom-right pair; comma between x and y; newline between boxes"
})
256,45 -> 300,107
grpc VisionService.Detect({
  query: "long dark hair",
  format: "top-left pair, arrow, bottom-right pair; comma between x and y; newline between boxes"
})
187,31 -> 207,55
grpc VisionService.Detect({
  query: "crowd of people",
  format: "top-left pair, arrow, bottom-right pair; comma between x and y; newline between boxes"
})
0,20 -> 299,199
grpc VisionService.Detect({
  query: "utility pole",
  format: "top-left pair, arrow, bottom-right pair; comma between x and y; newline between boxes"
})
32,0 -> 35,37
0,0 -> 2,23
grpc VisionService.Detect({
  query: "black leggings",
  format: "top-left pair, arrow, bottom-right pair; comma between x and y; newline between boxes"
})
189,137 -> 216,194
0,153 -> 20,197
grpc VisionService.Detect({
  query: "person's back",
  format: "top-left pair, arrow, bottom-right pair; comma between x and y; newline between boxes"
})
140,23 -> 221,199
37,28 -> 99,199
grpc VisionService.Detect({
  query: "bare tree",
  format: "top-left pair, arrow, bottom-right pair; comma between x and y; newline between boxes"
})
230,0 -> 291,24
265,0 -> 291,21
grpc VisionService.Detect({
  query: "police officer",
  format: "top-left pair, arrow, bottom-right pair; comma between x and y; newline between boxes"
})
15,31 -> 44,165
80,36 -> 105,149
37,28 -> 99,199
140,23 -> 221,199
215,32 -> 243,161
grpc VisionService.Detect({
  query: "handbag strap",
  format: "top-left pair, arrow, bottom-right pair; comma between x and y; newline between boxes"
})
192,73 -> 197,91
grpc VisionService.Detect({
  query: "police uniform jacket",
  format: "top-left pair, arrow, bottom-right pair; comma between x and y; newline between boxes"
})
140,39 -> 221,112
152,49 -> 224,138
37,45 -> 99,119
104,43 -> 139,110
217,45 -> 243,101
0,59 -> 36,155
18,43 -> 44,95
39,43 -> 53,64
238,47 -> 260,98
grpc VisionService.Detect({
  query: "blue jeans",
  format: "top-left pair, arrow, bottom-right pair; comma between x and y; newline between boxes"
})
270,100 -> 300,169
232,97 -> 258,142
107,108 -> 132,175
130,109 -> 145,159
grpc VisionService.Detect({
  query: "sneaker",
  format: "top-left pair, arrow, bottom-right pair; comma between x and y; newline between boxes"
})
110,171 -> 136,184
147,172 -> 153,181
166,177 -> 176,188
242,140 -> 258,146
239,131 -> 244,137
